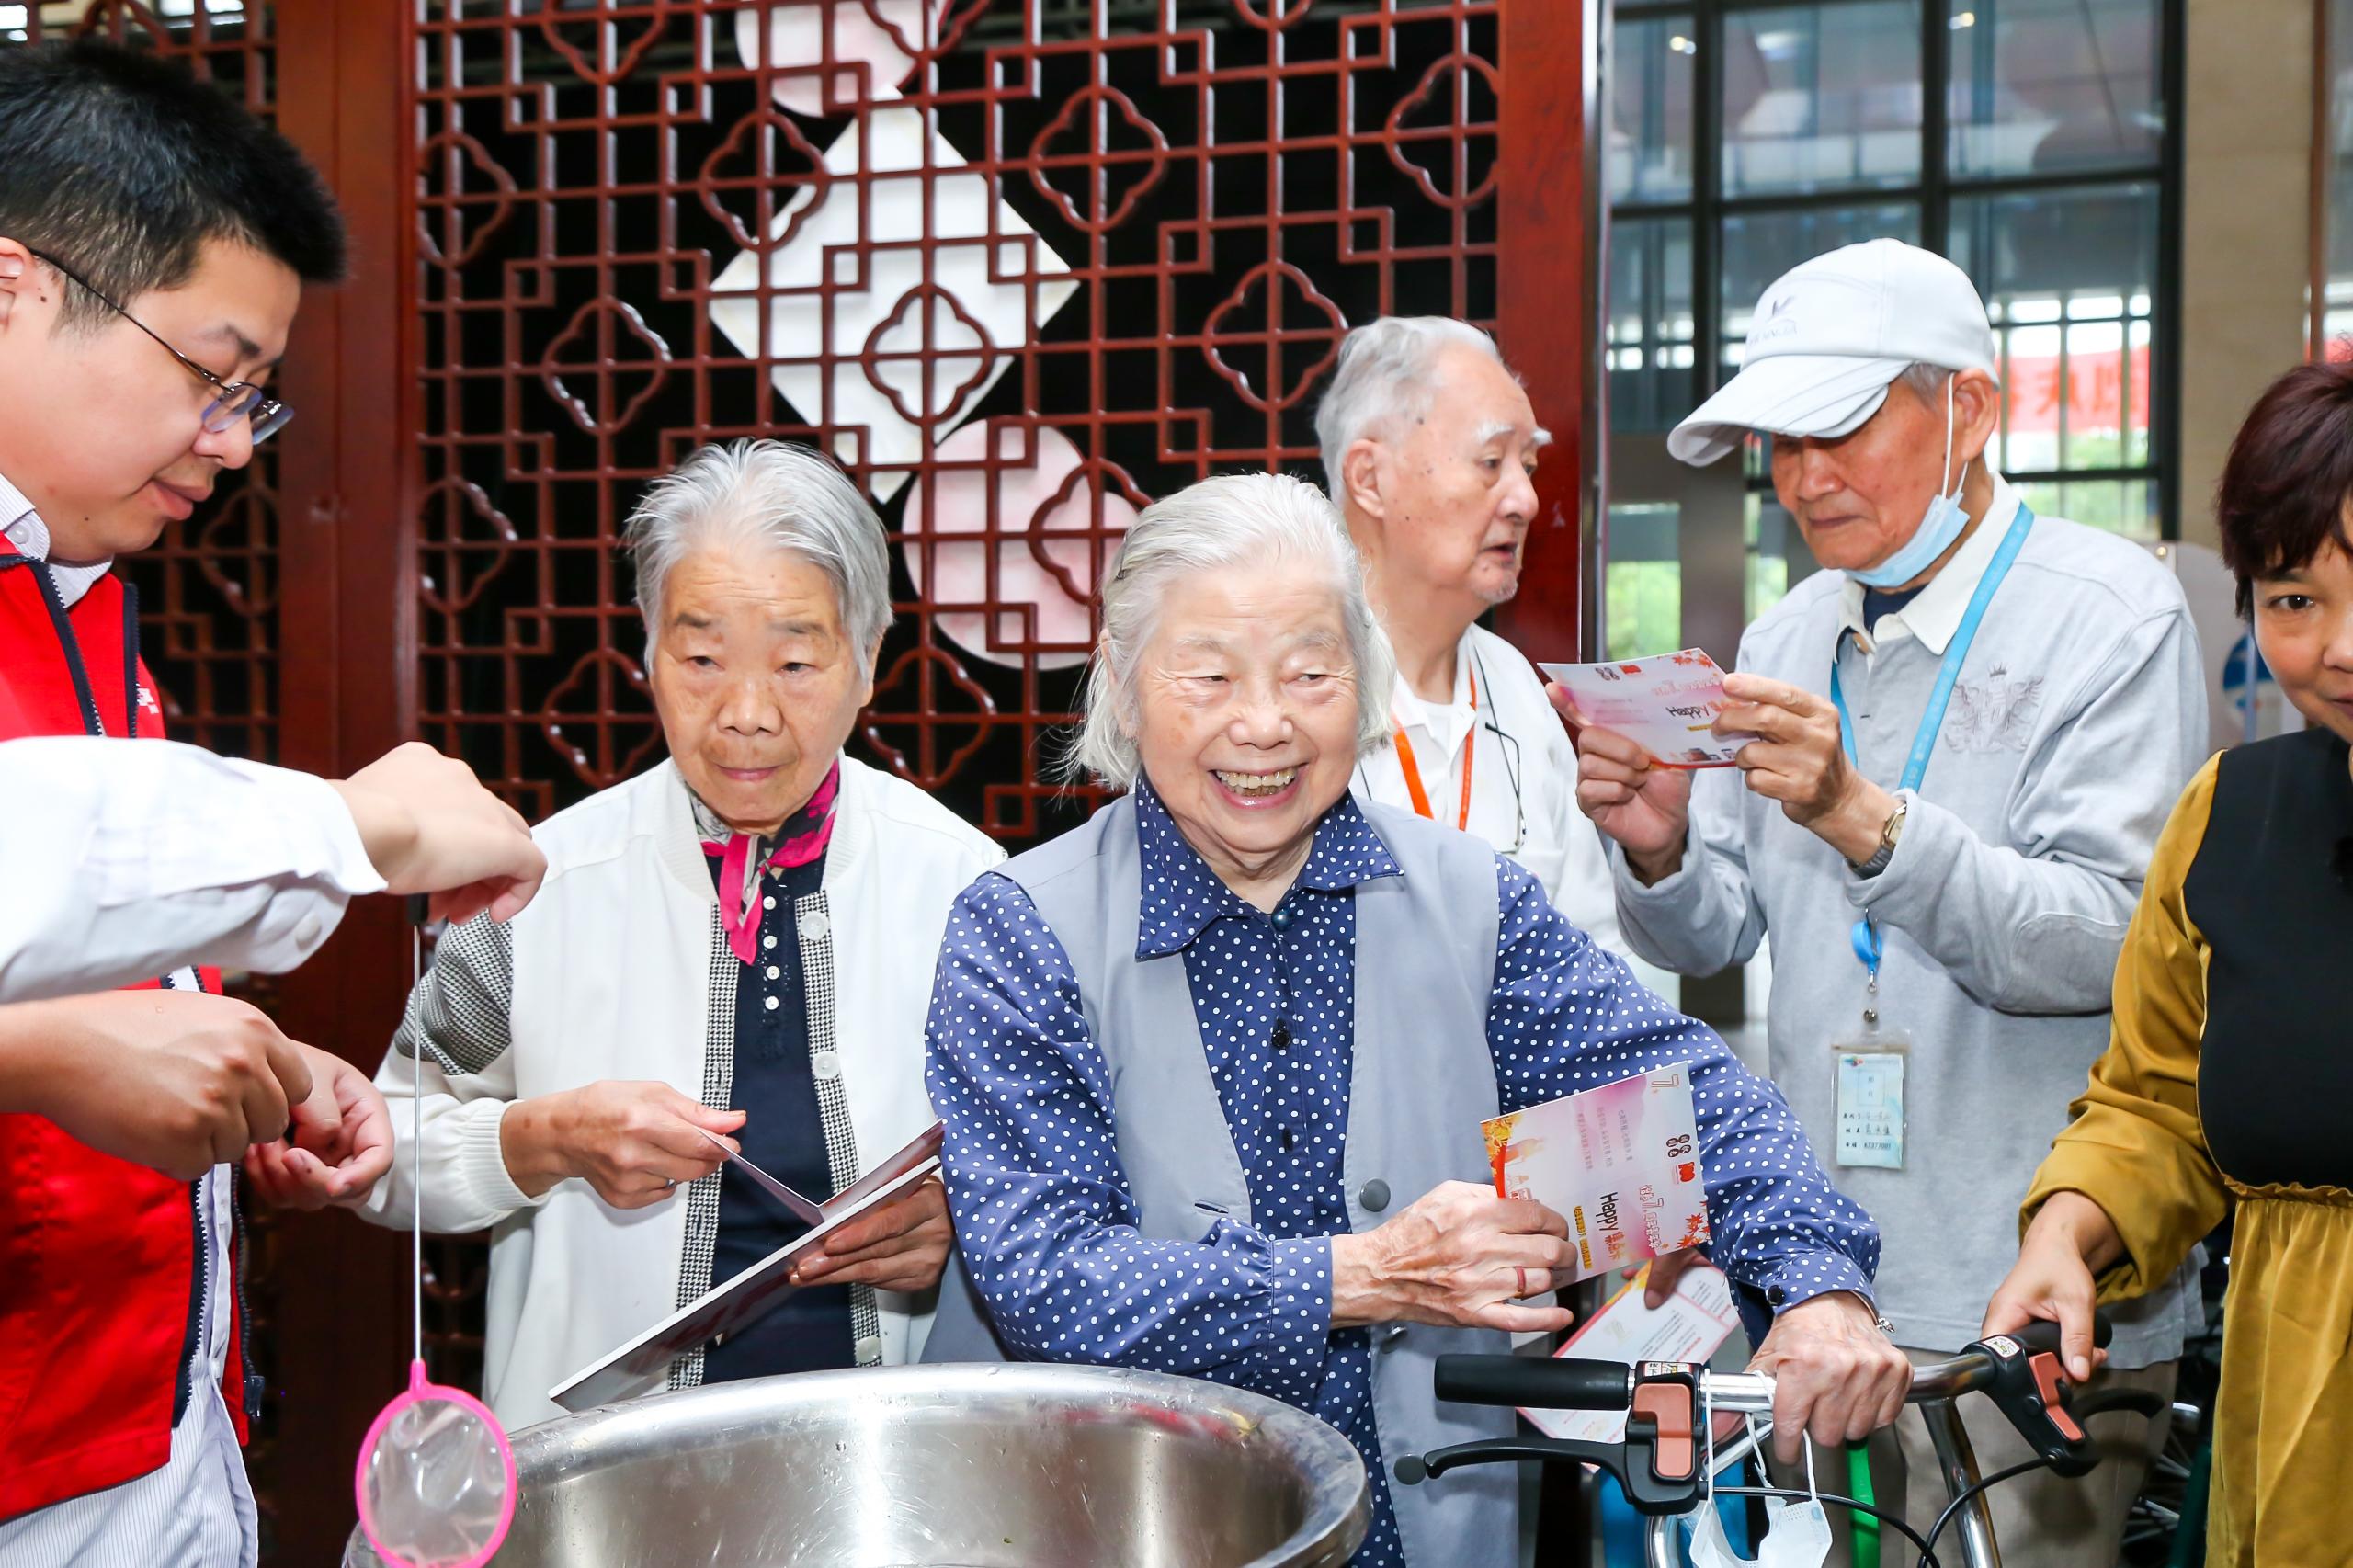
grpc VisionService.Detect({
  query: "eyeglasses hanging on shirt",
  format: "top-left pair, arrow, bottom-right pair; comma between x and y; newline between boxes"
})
1363,644 -> 1527,856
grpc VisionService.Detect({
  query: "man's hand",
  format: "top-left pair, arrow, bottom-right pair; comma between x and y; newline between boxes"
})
791,1176 -> 951,1293
1714,674 -> 1897,865
498,1079 -> 743,1209
1982,1192 -> 2121,1382
1548,684 -> 1694,883
1332,1180 -> 1577,1335
1,991 -> 313,1180
332,742 -> 548,925
1747,1290 -> 1913,1465
242,1043 -> 392,1209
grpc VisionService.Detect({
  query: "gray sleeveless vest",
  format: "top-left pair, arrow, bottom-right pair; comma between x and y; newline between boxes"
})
925,795 -> 1518,1568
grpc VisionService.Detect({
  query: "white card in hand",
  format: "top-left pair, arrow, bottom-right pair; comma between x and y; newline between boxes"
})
699,1129 -> 825,1225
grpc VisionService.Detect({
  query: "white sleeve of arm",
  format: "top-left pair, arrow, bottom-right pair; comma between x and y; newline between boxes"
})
361,912 -> 545,1234
0,735 -> 387,1003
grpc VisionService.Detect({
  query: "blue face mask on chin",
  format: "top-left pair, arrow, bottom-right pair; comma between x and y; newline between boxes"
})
1847,373 -> 1972,590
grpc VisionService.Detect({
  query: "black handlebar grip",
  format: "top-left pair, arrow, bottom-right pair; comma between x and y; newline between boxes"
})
2004,1310 -> 2113,1356
1434,1355 -> 1634,1413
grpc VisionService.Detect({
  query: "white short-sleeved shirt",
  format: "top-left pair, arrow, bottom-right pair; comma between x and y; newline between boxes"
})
1352,622 -> 1679,999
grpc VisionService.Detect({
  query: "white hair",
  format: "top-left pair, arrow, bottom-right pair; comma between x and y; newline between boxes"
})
621,439 -> 892,655
1067,472 -> 1396,791
1313,315 -> 1515,493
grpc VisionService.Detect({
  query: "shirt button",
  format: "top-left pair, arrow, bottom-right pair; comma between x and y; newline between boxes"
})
1358,1179 -> 1391,1213
1767,1285 -> 1788,1308
1270,1023 -> 1290,1053
764,934 -> 778,949
854,1334 -> 883,1365
1270,907 -> 1293,930
764,995 -> 780,1012
1279,1129 -> 1294,1153
812,1049 -> 842,1082
767,965 -> 781,981
799,908 -> 830,941
763,895 -> 776,911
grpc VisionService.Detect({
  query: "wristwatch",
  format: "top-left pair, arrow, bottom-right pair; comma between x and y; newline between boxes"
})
1849,796 -> 1909,878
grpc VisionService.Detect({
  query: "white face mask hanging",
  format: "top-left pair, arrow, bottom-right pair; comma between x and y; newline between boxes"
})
1683,1414 -> 1833,1568
1849,370 -> 1974,591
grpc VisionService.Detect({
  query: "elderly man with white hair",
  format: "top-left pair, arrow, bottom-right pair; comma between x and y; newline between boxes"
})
1315,317 -> 1659,989
361,439 -> 1003,1428
922,471 -> 1904,1568
1560,239 -> 2203,1565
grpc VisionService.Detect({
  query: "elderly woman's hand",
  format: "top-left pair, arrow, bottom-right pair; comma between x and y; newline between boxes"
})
1746,1290 -> 1913,1464
790,1176 -> 951,1293
499,1079 -> 744,1209
1331,1180 -> 1578,1335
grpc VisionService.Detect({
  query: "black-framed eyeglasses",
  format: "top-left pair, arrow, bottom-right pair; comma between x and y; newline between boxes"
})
28,248 -> 293,444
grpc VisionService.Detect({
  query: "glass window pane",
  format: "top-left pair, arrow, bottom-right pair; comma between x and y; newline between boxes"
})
2324,0 -> 2353,352
1610,14 -> 1698,203
2010,477 -> 2161,541
1719,203 -> 1921,379
1744,492 -> 1821,621
1722,3 -> 1923,197
1608,216 -> 1697,434
1605,502 -> 1682,661
1948,0 -> 2164,178
1949,183 -> 2158,476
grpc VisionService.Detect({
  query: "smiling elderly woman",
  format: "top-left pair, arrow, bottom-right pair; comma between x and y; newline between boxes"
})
361,439 -> 1002,1428
923,472 -> 1908,1567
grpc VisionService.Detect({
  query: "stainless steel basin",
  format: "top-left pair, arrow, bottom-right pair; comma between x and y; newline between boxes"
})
343,1362 -> 1369,1567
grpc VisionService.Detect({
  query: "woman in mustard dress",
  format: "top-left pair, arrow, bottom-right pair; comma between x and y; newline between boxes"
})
1983,358 -> 2353,1565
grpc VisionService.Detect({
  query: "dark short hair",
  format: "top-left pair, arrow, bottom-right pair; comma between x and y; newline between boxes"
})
0,40 -> 345,329
2215,356 -> 2353,618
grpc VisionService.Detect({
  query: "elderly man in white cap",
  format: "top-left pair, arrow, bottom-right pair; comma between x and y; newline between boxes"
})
1316,317 -> 1667,990
1555,239 -> 2202,1565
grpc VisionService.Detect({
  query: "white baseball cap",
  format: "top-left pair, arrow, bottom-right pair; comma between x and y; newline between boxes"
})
1667,238 -> 1997,467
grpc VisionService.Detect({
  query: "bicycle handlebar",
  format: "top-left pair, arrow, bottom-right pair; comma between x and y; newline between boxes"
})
1408,1309 -> 2124,1515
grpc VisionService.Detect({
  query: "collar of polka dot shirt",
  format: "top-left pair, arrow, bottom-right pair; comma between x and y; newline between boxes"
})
1129,778 -> 1403,960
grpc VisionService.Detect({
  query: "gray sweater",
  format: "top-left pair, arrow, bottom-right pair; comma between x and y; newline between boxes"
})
1609,482 -> 2206,1365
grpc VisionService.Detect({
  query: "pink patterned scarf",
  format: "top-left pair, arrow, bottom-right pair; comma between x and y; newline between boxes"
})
697,760 -> 840,966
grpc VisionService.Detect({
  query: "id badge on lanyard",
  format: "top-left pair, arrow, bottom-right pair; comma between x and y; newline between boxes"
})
1825,503 -> 2037,1171
1831,931 -> 1909,1171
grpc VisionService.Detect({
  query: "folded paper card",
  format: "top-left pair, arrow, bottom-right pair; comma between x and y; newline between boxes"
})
549,1121 -> 945,1412
1540,648 -> 1756,767
1483,1063 -> 1709,1282
1522,1259 -> 1742,1445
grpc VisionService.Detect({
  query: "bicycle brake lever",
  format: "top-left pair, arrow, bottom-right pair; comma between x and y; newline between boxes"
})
1964,1314 -> 2114,1478
1396,1435 -> 1705,1516
1404,1363 -> 1709,1516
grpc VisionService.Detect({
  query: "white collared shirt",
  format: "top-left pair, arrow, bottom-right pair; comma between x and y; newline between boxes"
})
1837,473 -> 2022,659
0,469 -> 114,609
1352,622 -> 1675,995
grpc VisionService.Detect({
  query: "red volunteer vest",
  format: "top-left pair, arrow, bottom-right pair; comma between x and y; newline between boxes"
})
0,553 -> 253,1522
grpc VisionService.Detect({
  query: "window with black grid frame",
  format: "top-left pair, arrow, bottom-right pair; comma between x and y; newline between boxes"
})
1603,0 -> 2182,656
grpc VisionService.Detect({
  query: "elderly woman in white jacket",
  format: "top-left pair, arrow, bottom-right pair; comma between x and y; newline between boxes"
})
363,439 -> 1002,1428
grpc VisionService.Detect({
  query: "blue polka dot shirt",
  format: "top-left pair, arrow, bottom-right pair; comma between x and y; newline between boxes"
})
925,784 -> 1878,1566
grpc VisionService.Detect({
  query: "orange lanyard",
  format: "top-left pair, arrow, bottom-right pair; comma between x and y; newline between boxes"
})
1392,667 -> 1477,831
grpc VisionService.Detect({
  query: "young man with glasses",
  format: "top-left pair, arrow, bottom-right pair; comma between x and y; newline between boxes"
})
0,39 -> 352,1567
1317,316 -> 1672,993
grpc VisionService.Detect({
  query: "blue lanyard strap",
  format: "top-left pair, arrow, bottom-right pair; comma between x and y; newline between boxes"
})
1833,503 -> 2037,980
